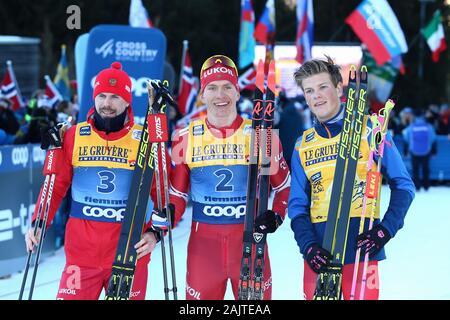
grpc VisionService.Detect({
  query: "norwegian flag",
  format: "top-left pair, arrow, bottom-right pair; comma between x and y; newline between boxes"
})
0,60 -> 25,111
44,75 -> 63,108
178,42 -> 198,116
238,64 -> 257,91
175,105 -> 207,130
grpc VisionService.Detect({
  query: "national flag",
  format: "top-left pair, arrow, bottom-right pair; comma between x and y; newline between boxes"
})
239,0 -> 256,69
363,49 -> 400,109
422,10 -> 447,62
129,0 -> 153,28
178,42 -> 198,116
0,60 -> 25,111
53,44 -> 71,101
175,105 -> 207,130
295,0 -> 314,64
45,75 -> 64,109
254,0 -> 275,45
255,0 -> 276,73
345,0 -> 408,65
238,64 -> 257,91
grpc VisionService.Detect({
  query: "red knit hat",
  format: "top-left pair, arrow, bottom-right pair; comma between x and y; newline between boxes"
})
200,55 -> 239,92
93,62 -> 132,104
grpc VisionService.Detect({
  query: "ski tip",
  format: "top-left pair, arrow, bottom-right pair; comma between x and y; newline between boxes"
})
256,60 -> 265,92
359,65 -> 368,82
267,60 -> 276,93
349,65 -> 357,81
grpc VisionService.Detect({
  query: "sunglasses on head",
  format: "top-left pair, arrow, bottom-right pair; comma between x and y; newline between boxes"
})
200,55 -> 238,75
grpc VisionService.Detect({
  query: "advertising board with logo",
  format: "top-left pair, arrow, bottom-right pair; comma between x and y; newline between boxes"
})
79,25 -> 167,121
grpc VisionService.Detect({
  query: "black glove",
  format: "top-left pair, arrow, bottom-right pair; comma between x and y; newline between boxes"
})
254,210 -> 283,234
305,244 -> 333,274
149,80 -> 177,108
356,224 -> 391,257
150,203 -> 175,232
40,123 -> 63,150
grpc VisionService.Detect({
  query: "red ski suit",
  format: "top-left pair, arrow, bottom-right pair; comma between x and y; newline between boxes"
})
32,107 -> 163,300
170,115 -> 291,300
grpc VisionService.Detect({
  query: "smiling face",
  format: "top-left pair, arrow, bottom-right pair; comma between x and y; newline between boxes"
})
94,92 -> 129,119
201,80 -> 240,120
302,72 -> 343,123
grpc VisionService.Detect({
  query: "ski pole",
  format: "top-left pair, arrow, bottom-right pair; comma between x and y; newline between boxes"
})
160,139 -> 178,300
18,173 -> 50,300
349,113 -> 380,300
350,100 -> 394,299
359,106 -> 393,300
28,172 -> 56,300
158,80 -> 178,300
19,142 -> 63,299
148,83 -> 171,300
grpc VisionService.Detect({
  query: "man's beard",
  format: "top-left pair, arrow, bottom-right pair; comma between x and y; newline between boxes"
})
93,107 -> 128,134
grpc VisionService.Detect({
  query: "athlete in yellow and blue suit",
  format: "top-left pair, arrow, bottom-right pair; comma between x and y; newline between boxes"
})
289,104 -> 415,299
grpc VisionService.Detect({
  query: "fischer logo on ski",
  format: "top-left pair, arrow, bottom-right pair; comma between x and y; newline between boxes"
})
314,65 -> 369,300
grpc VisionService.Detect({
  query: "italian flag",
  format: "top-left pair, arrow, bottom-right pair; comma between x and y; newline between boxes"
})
422,10 -> 447,62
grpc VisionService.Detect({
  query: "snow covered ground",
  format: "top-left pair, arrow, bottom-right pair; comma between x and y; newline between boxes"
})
1,185 -> 449,300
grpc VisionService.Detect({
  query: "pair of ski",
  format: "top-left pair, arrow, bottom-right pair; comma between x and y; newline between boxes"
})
313,65 -> 368,300
238,60 -> 276,300
105,80 -> 177,300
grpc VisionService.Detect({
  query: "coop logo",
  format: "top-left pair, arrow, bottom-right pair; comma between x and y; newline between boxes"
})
95,39 -> 159,62
305,132 -> 315,142
193,125 -> 204,136
11,147 -> 29,167
82,206 -> 125,222
132,129 -> 142,141
80,126 -> 91,136
243,125 -> 252,136
32,146 -> 45,164
203,205 -> 246,219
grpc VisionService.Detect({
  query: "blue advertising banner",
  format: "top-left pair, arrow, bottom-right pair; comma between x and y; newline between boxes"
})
75,33 -> 89,104
0,144 -> 56,278
79,25 -> 167,123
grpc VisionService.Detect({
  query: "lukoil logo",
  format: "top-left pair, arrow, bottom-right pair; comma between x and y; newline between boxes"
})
33,146 -> 45,164
11,147 -> 29,167
82,206 -> 125,222
203,205 -> 246,219
94,39 -> 158,62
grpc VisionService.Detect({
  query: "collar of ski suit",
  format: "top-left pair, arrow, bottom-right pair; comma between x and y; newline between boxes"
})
314,104 -> 345,139
205,114 -> 244,139
86,106 -> 135,141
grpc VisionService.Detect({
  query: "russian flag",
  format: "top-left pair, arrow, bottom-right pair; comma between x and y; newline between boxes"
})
295,0 -> 314,64
0,60 -> 25,111
345,0 -> 407,65
254,0 -> 275,45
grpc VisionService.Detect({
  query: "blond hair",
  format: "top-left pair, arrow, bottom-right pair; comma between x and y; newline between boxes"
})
294,55 -> 342,90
